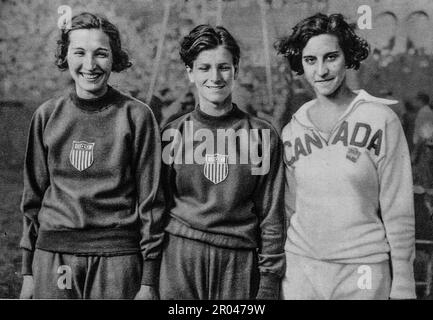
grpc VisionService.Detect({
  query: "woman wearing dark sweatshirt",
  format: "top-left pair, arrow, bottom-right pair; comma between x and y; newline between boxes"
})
159,24 -> 285,300
19,12 -> 164,299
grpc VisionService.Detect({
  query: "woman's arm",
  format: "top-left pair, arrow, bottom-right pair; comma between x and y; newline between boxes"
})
253,126 -> 286,300
133,105 -> 166,294
19,107 -> 51,298
378,117 -> 416,299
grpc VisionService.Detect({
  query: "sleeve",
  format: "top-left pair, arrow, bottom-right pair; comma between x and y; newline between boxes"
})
378,117 -> 416,299
160,134 -> 176,215
284,168 -> 296,232
253,127 -> 286,300
134,106 -> 167,286
19,109 -> 50,275
282,124 -> 296,230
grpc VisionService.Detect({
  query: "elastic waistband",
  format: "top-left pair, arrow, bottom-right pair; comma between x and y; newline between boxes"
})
36,227 -> 141,255
165,217 -> 257,250
284,242 -> 390,265
284,249 -> 390,266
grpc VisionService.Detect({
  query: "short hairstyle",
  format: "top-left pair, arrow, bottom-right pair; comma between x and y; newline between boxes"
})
274,13 -> 369,75
416,91 -> 430,105
55,12 -> 132,72
179,24 -> 240,68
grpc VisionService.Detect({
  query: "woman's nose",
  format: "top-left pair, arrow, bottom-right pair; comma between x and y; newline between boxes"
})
317,61 -> 329,77
83,54 -> 96,70
210,68 -> 222,82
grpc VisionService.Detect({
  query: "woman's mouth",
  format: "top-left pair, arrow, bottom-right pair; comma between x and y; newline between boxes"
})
315,77 -> 334,83
80,72 -> 103,81
206,85 -> 225,89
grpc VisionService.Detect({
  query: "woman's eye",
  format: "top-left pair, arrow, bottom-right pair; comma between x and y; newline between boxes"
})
220,66 -> 231,71
96,52 -> 108,58
198,67 -> 209,71
327,55 -> 338,61
304,58 -> 315,65
74,51 -> 84,56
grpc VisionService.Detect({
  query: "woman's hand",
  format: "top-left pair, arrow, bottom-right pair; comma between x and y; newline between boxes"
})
19,275 -> 34,299
134,285 -> 159,300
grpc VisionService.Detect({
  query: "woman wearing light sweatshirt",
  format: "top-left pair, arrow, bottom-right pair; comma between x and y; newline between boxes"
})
275,13 -> 415,300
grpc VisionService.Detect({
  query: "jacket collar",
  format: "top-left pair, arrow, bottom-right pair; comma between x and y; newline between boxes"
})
292,89 -> 398,128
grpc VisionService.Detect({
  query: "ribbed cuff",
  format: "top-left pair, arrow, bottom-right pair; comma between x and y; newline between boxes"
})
21,249 -> 34,276
256,272 -> 281,300
390,260 -> 416,299
141,258 -> 161,286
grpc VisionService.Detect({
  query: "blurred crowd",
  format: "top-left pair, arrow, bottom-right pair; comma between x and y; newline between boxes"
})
400,92 -> 433,241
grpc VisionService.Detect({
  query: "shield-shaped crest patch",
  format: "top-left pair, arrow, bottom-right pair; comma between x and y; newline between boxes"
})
346,147 -> 361,163
69,141 -> 95,171
204,154 -> 228,184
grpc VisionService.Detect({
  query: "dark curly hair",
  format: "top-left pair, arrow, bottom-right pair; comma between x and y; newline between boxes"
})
55,12 -> 132,72
274,13 -> 369,75
179,24 -> 240,68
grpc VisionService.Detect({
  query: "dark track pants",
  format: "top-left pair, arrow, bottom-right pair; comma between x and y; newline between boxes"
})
32,249 -> 142,299
159,233 -> 259,300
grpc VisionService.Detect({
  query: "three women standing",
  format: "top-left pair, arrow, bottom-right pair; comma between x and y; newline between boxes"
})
19,10 -> 416,301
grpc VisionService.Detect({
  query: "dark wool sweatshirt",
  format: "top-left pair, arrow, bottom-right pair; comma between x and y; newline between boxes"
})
161,104 -> 286,296
19,86 -> 165,285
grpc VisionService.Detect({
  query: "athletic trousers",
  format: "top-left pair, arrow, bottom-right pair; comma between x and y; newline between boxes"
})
159,233 -> 259,300
32,249 -> 142,299
281,251 -> 391,300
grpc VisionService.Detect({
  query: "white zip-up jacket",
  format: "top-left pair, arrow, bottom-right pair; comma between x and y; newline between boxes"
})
282,90 -> 416,299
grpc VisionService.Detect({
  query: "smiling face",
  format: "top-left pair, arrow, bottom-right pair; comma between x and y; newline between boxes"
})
66,28 -> 113,99
187,45 -> 238,112
302,34 -> 347,97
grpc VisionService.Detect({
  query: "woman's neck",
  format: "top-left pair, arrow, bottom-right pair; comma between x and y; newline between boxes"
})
315,83 -> 356,111
75,85 -> 108,100
199,95 -> 233,116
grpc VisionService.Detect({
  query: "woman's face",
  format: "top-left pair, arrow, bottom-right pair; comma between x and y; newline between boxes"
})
66,28 -> 113,99
301,33 -> 346,97
187,45 -> 238,108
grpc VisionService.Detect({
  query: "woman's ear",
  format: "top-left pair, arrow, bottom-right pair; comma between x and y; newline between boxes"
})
186,66 -> 195,84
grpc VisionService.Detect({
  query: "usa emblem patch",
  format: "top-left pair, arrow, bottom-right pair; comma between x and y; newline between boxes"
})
69,141 -> 95,171
204,154 -> 228,184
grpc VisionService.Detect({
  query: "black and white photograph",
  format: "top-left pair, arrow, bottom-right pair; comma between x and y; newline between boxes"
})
1,0 -> 432,307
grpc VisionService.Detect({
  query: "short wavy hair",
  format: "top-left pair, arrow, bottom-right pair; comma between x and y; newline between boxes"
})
274,13 -> 369,75
55,12 -> 132,72
179,24 -> 240,68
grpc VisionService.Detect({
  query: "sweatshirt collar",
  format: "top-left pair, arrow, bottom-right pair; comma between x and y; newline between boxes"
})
292,89 -> 398,129
192,103 -> 243,126
70,86 -> 118,112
